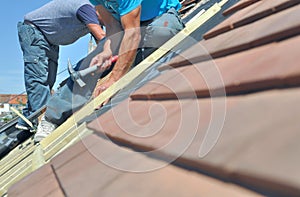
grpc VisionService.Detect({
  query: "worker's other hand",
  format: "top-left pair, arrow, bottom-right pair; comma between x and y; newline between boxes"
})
93,76 -> 117,109
90,39 -> 113,73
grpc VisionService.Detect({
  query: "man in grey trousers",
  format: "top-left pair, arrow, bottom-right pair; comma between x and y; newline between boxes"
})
16,0 -> 105,132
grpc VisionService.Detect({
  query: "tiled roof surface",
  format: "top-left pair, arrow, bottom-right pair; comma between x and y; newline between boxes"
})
222,0 -> 262,16
132,35 -> 300,99
3,0 -> 300,196
8,135 -> 260,197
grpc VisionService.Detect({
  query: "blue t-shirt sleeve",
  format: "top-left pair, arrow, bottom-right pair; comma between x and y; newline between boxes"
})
118,0 -> 142,16
88,0 -> 142,21
77,4 -> 99,25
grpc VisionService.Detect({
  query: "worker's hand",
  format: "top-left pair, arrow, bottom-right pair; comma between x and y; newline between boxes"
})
90,39 -> 113,73
93,76 -> 118,109
97,59 -> 112,73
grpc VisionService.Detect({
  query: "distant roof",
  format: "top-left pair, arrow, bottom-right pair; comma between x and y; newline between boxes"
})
0,94 -> 27,105
0,94 -> 11,103
8,95 -> 27,105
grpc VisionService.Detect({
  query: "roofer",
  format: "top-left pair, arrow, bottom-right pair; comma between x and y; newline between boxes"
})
15,0 -> 105,131
34,0 -> 185,142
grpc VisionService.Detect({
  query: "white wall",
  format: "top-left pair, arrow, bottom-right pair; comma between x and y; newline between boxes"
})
0,103 -> 10,115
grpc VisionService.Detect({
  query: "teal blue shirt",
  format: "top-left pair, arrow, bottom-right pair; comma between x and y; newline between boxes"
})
89,0 -> 181,21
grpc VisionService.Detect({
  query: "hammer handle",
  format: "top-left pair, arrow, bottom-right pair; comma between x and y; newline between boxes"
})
78,65 -> 98,77
78,55 -> 118,77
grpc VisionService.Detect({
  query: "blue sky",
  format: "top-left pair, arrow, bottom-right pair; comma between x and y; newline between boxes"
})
0,0 -> 93,94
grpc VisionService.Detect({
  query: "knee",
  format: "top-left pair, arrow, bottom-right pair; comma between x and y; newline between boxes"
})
143,26 -> 174,48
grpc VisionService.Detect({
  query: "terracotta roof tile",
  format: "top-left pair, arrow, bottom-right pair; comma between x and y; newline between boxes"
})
133,35 -> 300,100
7,164 -> 64,197
204,0 -> 262,39
204,0 -> 300,39
166,4 -> 300,69
130,69 -> 182,100
223,0 -> 262,16
51,134 -> 100,169
43,135 -> 262,196
88,99 -> 186,151
233,0 -> 300,28
208,88 -> 300,195
89,87 -> 300,196
99,163 -> 261,197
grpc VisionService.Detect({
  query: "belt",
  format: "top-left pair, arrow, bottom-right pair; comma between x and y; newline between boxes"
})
23,20 -> 50,43
24,20 -> 37,29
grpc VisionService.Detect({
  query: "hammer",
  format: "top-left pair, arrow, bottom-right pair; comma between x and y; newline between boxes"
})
68,55 -> 118,87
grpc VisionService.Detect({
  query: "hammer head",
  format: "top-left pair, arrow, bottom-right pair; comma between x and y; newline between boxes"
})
68,59 -> 86,87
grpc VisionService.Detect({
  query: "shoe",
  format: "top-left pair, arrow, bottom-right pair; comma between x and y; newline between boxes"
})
15,124 -> 30,131
34,116 -> 57,143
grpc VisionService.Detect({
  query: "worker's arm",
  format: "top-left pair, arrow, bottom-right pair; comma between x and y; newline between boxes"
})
93,5 -> 141,99
110,5 -> 141,81
94,5 -> 123,50
86,23 -> 106,43
90,5 -> 123,67
77,4 -> 106,43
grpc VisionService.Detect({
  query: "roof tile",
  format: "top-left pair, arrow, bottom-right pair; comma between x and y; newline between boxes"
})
134,35 -> 300,100
166,4 -> 300,69
223,0 -> 262,16
52,134 -> 260,196
206,0 -> 299,39
7,163 -> 64,197
90,87 -> 300,195
204,0 -> 262,39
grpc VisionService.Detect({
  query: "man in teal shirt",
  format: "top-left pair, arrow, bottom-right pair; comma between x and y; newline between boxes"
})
89,0 -> 181,21
89,0 -> 184,97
